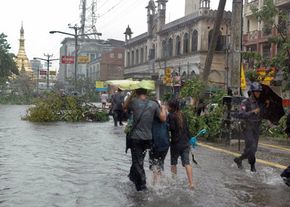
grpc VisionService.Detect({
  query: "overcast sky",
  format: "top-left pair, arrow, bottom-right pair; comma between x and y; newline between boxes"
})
0,0 -> 232,68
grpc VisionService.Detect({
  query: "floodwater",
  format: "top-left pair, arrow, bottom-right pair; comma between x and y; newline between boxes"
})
0,105 -> 289,207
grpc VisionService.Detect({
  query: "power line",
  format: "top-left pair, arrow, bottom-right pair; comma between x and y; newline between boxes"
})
97,0 -> 141,32
98,0 -> 126,18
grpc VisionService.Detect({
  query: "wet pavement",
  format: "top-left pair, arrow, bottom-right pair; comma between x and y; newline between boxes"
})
0,105 -> 289,207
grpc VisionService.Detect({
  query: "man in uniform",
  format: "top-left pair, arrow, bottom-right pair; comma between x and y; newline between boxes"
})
233,82 -> 263,172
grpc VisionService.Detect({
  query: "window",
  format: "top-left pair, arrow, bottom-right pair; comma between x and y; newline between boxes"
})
136,49 -> 139,64
183,33 -> 189,54
110,53 -> 114,58
118,53 -> 123,59
162,40 -> 167,58
140,48 -> 144,63
168,38 -> 173,56
131,51 -> 135,65
176,36 -> 181,55
192,30 -> 198,52
127,52 -> 130,67
262,43 -> 271,58
208,30 -> 225,51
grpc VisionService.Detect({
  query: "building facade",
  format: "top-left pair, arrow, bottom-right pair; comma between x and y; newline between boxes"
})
243,0 -> 290,60
124,0 -> 232,94
58,38 -> 124,88
89,47 -> 124,81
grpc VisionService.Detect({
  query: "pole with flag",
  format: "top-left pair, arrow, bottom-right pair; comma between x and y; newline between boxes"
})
240,64 -> 247,90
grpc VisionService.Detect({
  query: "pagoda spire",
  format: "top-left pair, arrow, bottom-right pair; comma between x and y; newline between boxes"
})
16,22 -> 33,75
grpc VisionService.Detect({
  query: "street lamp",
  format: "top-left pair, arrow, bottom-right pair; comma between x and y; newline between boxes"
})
49,25 -> 102,92
34,54 -> 58,89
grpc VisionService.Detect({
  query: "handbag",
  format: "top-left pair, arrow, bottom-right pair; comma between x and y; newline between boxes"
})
125,101 -> 149,153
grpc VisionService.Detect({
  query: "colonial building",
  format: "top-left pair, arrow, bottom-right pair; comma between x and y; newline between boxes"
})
16,23 -> 33,77
124,0 -> 231,95
243,0 -> 290,60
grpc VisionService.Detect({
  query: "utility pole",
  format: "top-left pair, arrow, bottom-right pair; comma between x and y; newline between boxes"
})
50,25 -> 102,93
68,24 -> 82,91
34,55 -> 58,89
229,0 -> 243,96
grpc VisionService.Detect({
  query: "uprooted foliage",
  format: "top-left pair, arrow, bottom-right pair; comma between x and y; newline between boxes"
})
23,93 -> 109,122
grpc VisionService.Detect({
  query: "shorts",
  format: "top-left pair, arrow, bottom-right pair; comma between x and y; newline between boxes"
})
170,146 -> 190,166
149,148 -> 168,172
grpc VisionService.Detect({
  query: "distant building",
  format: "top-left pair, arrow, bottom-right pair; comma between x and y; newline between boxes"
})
124,0 -> 232,96
58,38 -> 124,88
243,0 -> 290,60
89,47 -> 124,81
16,23 -> 33,77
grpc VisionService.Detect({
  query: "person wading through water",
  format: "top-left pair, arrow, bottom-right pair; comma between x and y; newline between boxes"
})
167,99 -> 195,189
233,82 -> 264,172
149,100 -> 170,185
124,88 -> 166,191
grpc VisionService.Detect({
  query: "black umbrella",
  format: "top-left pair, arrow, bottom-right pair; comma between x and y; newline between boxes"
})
258,84 -> 285,125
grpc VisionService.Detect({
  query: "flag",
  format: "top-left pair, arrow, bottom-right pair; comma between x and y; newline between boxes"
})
240,64 -> 247,90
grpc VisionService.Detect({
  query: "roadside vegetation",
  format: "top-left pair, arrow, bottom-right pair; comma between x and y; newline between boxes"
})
22,92 -> 109,123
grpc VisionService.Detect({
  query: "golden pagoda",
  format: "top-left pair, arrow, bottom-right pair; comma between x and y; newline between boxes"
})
16,23 -> 33,76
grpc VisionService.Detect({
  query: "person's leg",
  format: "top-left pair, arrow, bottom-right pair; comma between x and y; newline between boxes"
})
118,110 -> 124,125
181,147 -> 194,189
185,165 -> 194,189
234,129 -> 252,168
113,110 -> 118,126
130,140 -> 147,191
170,147 -> 178,178
249,126 -> 260,172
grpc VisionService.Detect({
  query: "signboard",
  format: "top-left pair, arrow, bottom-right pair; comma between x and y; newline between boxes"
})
78,56 -> 90,64
163,67 -> 172,86
39,70 -> 47,75
95,81 -> 107,92
257,67 -> 276,86
49,71 -> 56,75
61,56 -> 74,64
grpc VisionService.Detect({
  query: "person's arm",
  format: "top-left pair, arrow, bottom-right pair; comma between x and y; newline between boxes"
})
237,102 -> 260,119
159,105 -> 167,122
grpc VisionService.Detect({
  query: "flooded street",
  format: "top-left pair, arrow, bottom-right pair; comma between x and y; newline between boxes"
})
0,105 -> 289,207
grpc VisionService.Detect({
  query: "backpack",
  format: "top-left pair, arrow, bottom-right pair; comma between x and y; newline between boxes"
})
152,118 -> 170,152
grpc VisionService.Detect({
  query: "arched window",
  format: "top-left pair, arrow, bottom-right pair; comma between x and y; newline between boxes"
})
168,38 -> 173,57
176,36 -> 181,56
136,49 -> 139,64
162,40 -> 167,58
183,33 -> 189,54
192,30 -> 198,52
131,51 -> 134,65
208,30 -> 225,51
127,52 -> 130,67
140,48 -> 144,64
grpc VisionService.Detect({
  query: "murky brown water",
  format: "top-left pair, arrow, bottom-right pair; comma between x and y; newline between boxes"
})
0,105 -> 289,207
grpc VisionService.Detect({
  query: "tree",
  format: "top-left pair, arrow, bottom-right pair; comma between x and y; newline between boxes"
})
0,33 -> 18,82
248,0 -> 290,88
203,0 -> 227,85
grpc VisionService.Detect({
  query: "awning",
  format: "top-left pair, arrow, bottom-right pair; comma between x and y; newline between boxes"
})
105,79 -> 155,90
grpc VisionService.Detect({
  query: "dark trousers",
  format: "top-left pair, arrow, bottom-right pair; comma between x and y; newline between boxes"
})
240,125 -> 260,165
113,110 -> 123,126
129,139 -> 151,191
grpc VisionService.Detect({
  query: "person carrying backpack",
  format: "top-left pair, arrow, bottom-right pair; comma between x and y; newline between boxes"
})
149,100 -> 170,185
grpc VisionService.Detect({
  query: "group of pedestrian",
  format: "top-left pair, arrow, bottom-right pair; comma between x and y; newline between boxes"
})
123,88 -> 194,191
119,81 -> 290,191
